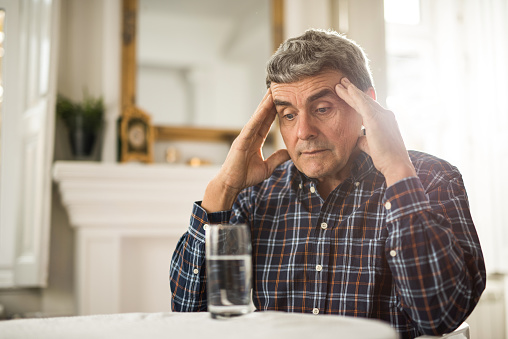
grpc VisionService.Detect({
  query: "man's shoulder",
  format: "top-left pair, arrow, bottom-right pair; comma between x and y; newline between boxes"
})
408,150 -> 462,183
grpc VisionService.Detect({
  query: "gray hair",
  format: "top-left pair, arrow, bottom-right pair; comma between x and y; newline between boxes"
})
266,29 -> 374,91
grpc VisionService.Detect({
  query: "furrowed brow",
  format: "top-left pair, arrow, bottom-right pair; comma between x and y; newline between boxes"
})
273,99 -> 292,107
307,89 -> 336,104
273,88 -> 337,108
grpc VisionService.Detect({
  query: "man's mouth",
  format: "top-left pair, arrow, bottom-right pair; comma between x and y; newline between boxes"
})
300,149 -> 327,156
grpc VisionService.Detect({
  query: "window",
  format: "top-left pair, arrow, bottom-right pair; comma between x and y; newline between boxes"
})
384,0 -> 420,25
385,0 -> 508,273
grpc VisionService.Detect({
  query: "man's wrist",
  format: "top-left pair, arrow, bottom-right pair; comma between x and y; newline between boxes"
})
201,178 -> 241,213
383,163 -> 417,187
384,176 -> 431,224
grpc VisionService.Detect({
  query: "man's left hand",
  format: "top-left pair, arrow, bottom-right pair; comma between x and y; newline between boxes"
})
335,77 -> 416,187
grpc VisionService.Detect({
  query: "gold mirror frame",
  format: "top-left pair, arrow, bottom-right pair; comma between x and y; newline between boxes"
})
121,0 -> 284,144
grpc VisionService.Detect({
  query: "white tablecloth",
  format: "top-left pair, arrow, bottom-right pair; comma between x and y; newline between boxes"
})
0,311 -> 399,339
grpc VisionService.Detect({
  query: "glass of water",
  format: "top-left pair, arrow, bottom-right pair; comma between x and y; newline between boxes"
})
205,224 -> 252,319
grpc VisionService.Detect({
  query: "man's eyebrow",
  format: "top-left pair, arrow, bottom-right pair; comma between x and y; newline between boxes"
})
273,99 -> 292,107
307,89 -> 336,104
272,88 -> 337,107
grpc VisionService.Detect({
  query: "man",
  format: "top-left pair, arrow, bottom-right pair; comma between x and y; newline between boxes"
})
170,29 -> 486,339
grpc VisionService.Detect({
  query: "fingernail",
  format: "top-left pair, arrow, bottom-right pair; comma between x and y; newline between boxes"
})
342,77 -> 351,84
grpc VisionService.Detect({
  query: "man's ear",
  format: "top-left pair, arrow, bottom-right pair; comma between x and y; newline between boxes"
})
365,87 -> 376,100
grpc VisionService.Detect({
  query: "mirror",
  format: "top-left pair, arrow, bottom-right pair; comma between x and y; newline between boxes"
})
122,0 -> 283,143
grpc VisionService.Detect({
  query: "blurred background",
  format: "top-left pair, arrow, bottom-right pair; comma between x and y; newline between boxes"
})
0,0 -> 506,338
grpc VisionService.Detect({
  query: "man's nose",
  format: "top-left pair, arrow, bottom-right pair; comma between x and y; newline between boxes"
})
296,113 -> 318,140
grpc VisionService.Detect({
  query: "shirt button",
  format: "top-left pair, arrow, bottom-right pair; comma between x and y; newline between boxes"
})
299,183 -> 303,189
385,201 -> 392,210
320,222 -> 328,230
312,308 -> 319,315
316,264 -> 323,272
310,186 -> 316,193
203,224 -> 209,231
193,268 -> 199,274
355,181 -> 360,187
389,250 -> 397,257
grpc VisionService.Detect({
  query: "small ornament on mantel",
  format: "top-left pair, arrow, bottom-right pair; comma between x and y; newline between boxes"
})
187,157 -> 211,167
118,106 -> 154,163
165,147 -> 180,164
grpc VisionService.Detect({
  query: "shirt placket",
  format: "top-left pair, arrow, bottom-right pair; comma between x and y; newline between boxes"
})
314,211 -> 331,315
304,180 -> 330,315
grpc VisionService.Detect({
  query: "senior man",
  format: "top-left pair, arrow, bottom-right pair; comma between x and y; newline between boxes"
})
170,29 -> 486,339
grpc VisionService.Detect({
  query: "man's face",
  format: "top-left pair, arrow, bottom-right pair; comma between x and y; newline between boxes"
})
271,71 -> 363,183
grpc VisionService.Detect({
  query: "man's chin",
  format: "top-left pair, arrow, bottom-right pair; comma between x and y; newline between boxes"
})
295,162 -> 330,179
295,156 -> 354,181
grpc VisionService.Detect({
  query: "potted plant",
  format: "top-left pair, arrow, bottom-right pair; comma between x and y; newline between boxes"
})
56,93 -> 104,159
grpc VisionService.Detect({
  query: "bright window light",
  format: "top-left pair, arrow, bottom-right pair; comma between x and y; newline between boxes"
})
384,0 -> 420,25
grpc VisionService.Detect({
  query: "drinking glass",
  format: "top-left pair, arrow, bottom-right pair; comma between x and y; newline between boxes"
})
205,224 -> 252,319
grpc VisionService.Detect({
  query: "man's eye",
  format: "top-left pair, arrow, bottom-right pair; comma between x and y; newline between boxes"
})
316,107 -> 329,114
283,113 -> 295,121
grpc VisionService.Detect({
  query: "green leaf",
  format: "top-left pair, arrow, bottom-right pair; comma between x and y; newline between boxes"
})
56,93 -> 104,133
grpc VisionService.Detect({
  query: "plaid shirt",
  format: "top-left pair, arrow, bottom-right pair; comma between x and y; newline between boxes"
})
170,151 -> 486,339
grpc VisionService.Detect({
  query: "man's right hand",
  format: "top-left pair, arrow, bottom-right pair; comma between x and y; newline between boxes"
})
201,89 -> 290,213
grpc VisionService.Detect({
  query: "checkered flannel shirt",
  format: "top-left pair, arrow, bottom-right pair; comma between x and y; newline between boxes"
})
170,151 -> 486,339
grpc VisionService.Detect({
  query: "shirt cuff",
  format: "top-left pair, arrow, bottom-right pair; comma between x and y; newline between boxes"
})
383,176 -> 431,223
189,201 -> 233,242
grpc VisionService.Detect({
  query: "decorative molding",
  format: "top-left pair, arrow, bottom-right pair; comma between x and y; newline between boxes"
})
53,161 -> 219,229
154,125 -> 240,143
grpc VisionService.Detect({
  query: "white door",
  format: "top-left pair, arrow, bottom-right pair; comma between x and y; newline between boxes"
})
0,0 -> 60,287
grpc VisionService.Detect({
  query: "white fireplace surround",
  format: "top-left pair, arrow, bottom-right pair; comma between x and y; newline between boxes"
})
53,161 -> 220,315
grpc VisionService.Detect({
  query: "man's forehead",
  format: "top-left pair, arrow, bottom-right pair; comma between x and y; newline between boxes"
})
271,74 -> 342,105
270,71 -> 344,94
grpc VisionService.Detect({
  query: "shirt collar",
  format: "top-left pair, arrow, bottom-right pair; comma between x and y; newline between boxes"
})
350,151 -> 377,181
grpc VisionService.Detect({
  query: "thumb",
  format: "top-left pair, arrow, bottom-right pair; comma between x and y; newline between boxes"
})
264,149 -> 290,176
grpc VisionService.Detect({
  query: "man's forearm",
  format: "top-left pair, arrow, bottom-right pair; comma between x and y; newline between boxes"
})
201,178 -> 241,213
383,161 -> 417,188
384,176 -> 486,335
170,233 -> 208,312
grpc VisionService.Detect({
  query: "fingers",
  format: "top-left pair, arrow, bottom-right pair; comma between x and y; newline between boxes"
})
334,79 -> 362,113
240,89 -> 276,141
264,149 -> 290,175
335,78 -> 383,120
257,102 -> 277,140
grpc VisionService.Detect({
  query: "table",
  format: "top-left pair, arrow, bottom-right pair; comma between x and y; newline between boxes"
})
0,311 -> 399,339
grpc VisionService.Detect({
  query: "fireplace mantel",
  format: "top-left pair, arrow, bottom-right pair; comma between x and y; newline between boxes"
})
53,161 -> 220,315
53,161 -> 220,228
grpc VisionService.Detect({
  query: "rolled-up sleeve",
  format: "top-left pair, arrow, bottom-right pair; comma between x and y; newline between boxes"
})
384,175 -> 486,336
